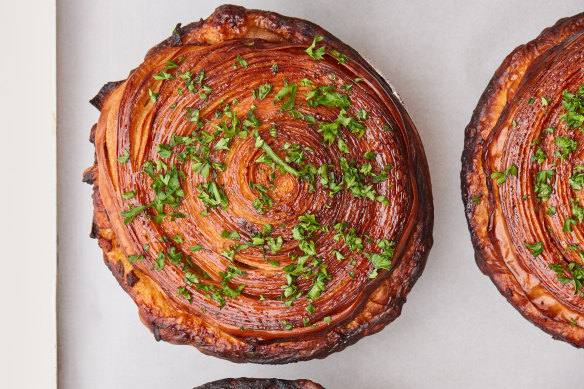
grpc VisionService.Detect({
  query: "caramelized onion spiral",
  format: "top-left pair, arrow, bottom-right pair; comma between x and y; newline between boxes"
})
85,5 -> 433,363
462,12 -> 584,346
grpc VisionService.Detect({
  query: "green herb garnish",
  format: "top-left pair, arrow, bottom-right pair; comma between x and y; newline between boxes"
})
524,241 -> 543,257
305,36 -> 325,60
491,164 -> 518,185
236,54 -> 248,68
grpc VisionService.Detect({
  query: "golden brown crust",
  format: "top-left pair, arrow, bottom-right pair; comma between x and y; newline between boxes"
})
87,5 -> 433,363
194,377 -> 324,389
462,12 -> 584,346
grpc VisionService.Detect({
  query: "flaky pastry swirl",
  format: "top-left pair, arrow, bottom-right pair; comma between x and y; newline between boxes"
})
85,5 -> 433,363
462,12 -> 584,346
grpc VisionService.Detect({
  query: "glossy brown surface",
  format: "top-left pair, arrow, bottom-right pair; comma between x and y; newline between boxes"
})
86,5 -> 433,363
462,12 -> 584,346
194,377 -> 324,389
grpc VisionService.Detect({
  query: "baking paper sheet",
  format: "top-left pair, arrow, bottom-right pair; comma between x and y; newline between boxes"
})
58,1 -> 584,387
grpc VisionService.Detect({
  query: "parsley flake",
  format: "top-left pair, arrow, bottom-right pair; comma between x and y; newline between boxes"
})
524,241 -> 544,257
236,54 -> 248,68
305,36 -> 326,60
122,190 -> 136,199
491,164 -> 518,185
117,149 -> 130,163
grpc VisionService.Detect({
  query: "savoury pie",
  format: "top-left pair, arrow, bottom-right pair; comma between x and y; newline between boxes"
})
85,5 -> 433,362
462,12 -> 584,346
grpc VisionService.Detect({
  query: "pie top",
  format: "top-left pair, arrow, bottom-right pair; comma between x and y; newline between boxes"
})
86,5 -> 433,363
462,12 -> 584,346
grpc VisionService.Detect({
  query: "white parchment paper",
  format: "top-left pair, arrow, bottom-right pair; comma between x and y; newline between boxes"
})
58,1 -> 584,388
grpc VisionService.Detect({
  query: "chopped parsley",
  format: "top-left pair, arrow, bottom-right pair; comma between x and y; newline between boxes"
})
532,147 -> 546,164
554,136 -> 577,160
122,190 -> 136,199
121,204 -> 148,224
177,286 -> 192,303
569,167 -> 584,191
564,218 -> 578,233
153,70 -> 174,80
254,131 -> 301,177
364,239 -> 395,278
533,170 -> 555,201
274,80 -> 298,111
165,60 -> 178,70
221,229 -> 241,240
236,54 -> 248,68
491,164 -> 518,185
549,261 -> 584,295
250,181 -> 274,214
117,149 -> 130,163
305,36 -> 325,60
573,200 -> 584,223
559,85 -> 584,129
329,49 -> 348,64
306,85 -> 350,109
523,241 -> 543,257
148,88 -> 159,103
197,182 -> 229,210
254,82 -> 273,100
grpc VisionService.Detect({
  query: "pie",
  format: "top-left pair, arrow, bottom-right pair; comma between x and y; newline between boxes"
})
462,12 -> 584,346
85,4 -> 433,362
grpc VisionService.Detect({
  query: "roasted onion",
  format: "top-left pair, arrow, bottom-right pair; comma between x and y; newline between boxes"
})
462,12 -> 584,346
85,5 -> 433,363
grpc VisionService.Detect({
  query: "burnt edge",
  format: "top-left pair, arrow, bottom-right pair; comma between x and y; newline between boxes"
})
85,4 -> 434,363
460,12 -> 584,346
89,80 -> 125,111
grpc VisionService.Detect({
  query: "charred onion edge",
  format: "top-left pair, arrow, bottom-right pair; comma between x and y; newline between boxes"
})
193,377 -> 324,389
461,12 -> 584,346
85,4 -> 433,363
